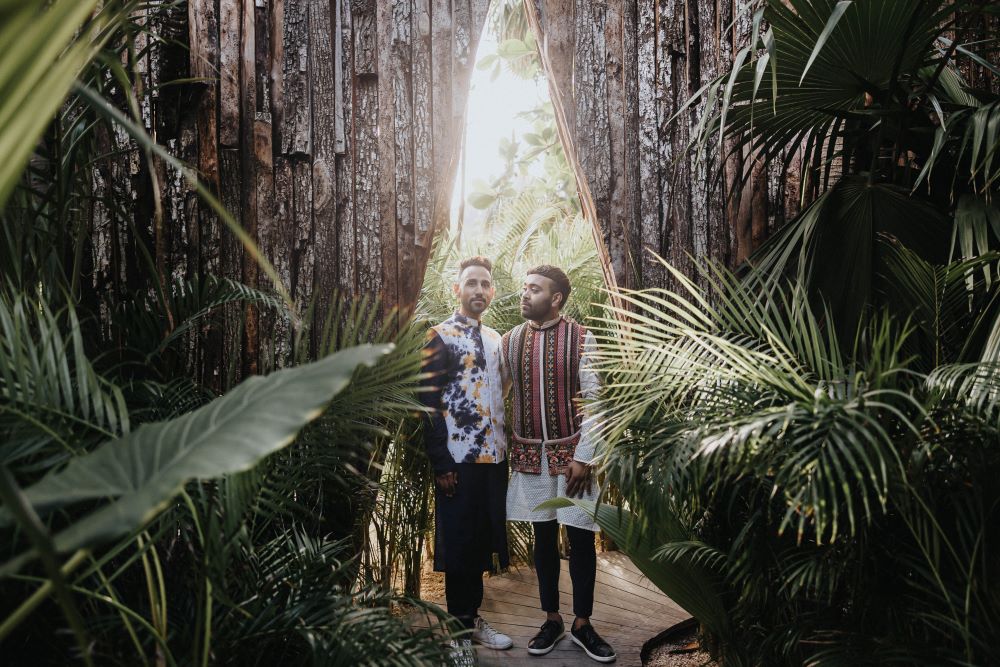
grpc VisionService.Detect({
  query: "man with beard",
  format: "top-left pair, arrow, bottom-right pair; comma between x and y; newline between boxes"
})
421,256 -> 513,663
501,265 -> 616,663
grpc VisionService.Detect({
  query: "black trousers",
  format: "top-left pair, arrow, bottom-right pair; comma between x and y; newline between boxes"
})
435,462 -> 509,628
533,520 -> 596,619
445,569 -> 484,629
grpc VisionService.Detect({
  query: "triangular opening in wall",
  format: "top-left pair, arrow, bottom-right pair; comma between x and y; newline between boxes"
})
417,0 -> 613,332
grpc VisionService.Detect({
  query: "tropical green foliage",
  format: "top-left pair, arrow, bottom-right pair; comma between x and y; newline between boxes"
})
0,0 -> 138,209
465,0 -> 578,219
689,0 -> 1000,336
0,2 -> 458,664
477,0 -> 539,82
583,2 -> 1000,664
1,343 -> 391,570
464,105 -> 578,215
587,257 -> 999,666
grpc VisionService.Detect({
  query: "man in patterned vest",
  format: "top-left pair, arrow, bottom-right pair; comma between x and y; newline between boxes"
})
502,265 -> 616,663
421,256 -> 513,660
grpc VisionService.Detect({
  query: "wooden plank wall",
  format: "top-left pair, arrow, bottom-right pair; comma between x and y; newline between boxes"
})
85,1 -> 1000,391
90,0 -> 489,386
529,0 -> 800,292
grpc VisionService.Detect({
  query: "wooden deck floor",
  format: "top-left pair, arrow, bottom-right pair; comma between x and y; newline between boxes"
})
421,551 -> 690,666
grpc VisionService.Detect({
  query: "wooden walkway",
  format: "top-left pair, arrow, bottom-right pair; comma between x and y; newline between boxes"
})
420,551 -> 690,666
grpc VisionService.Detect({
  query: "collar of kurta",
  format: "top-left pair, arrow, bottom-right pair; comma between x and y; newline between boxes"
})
528,315 -> 564,331
451,311 -> 482,328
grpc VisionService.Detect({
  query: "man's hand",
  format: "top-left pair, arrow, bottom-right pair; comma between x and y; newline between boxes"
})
564,461 -> 592,498
435,471 -> 458,497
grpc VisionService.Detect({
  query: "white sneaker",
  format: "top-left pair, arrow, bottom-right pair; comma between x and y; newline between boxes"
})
472,616 -> 513,650
448,638 -> 476,666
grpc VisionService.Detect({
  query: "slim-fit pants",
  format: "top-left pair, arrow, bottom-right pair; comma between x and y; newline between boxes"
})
445,568 -> 484,629
533,520 -> 596,619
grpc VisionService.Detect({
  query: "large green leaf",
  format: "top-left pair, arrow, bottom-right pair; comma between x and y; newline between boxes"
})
538,497 -> 731,642
0,344 -> 391,572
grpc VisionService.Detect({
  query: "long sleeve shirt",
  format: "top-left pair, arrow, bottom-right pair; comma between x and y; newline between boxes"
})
420,312 -> 507,473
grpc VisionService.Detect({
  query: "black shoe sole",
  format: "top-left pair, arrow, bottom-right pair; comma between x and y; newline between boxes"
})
570,634 -> 617,663
527,631 -> 564,656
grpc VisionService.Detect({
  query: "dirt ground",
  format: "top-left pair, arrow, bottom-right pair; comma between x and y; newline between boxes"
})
643,624 -> 718,667
420,554 -> 446,602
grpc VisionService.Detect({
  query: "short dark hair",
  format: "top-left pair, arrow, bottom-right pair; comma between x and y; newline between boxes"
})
527,264 -> 571,308
458,255 -> 493,276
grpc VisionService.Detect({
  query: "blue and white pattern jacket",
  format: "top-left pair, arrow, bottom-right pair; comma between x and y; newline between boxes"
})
421,312 -> 507,473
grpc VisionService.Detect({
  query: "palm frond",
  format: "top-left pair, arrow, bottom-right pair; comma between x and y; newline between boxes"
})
213,529 -> 456,667
746,177 -> 949,337
110,274 -> 287,375
877,237 -> 1000,367
689,0 -> 971,186
0,295 -> 129,478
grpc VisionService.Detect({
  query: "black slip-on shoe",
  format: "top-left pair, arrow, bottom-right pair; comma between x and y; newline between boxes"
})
570,623 -> 616,663
527,619 -> 565,656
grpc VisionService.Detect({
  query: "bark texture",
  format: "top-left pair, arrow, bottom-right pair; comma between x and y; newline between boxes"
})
529,0 -> 794,291
91,0 -> 488,376
90,0 -> 813,379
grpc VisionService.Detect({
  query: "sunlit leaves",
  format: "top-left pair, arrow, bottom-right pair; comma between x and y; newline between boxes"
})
467,179 -> 499,210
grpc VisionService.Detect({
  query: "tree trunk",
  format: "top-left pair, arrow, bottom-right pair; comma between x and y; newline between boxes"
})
528,0 -> 796,291
93,0 -> 490,373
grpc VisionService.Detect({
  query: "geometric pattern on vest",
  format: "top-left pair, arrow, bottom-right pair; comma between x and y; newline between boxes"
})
502,316 -> 587,474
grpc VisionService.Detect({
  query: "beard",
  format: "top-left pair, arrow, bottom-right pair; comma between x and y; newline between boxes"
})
521,301 -> 546,321
464,297 -> 488,315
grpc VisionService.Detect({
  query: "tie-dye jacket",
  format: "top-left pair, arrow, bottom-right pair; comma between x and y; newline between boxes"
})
421,312 -> 507,473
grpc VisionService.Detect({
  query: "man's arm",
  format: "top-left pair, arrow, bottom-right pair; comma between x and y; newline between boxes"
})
420,330 -> 457,476
565,330 -> 601,497
573,330 -> 602,464
500,337 -> 512,398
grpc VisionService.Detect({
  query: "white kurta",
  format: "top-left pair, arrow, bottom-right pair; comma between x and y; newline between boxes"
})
504,326 -> 602,531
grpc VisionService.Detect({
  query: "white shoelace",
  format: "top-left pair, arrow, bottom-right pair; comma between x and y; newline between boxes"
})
476,617 -> 501,640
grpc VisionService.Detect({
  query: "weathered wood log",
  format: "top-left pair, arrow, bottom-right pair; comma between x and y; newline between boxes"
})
335,0 -> 356,293
240,0 -> 259,377
219,0 -> 241,147
309,0 -> 339,348
531,0 -> 802,292
90,2 -> 745,374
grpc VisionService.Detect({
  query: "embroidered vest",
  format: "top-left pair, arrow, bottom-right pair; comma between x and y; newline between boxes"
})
502,317 -> 586,475
431,313 -> 507,464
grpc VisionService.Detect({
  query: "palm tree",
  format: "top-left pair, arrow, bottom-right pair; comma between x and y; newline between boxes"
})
553,2 -> 1000,665
689,0 -> 1000,335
